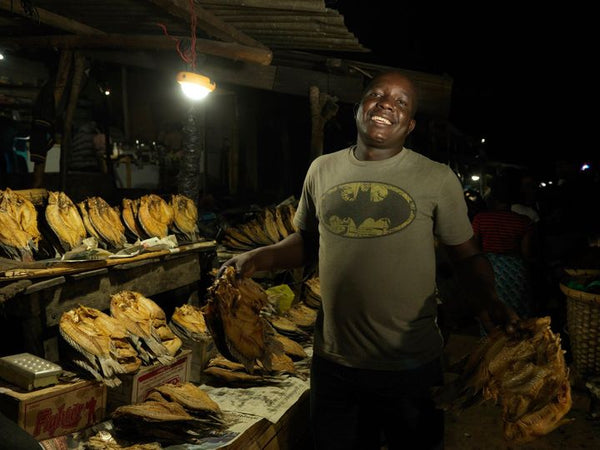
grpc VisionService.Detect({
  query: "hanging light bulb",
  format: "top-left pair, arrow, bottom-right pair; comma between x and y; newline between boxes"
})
177,71 -> 216,101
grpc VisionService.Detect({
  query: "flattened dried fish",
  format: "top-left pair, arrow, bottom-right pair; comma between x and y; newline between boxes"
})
170,194 -> 199,242
434,316 -> 572,445
153,382 -> 221,416
0,209 -> 34,261
59,305 -> 141,386
204,266 -> 284,372
45,191 -> 87,251
138,194 -> 174,239
86,196 -> 127,249
110,290 -> 181,364
122,198 -> 146,240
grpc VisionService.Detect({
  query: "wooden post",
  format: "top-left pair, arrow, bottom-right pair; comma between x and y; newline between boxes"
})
229,94 -> 239,195
59,52 -> 87,191
309,85 -> 339,162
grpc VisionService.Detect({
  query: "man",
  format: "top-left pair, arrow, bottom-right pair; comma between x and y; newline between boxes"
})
220,71 -> 518,449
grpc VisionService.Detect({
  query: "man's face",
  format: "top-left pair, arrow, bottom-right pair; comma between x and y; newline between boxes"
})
356,72 -> 416,149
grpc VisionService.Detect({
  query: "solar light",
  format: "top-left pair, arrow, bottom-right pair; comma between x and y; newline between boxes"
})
177,71 -> 216,101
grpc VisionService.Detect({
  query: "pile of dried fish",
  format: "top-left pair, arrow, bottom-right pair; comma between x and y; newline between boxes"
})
434,316 -> 573,445
112,381 -> 224,445
149,381 -> 224,426
204,266 -> 284,372
221,203 -> 297,251
169,194 -> 200,242
59,305 -> 141,386
0,188 -> 41,261
45,191 -> 87,252
78,196 -> 127,249
110,290 -> 182,365
303,275 -> 321,308
170,303 -> 212,342
111,398 -> 224,445
203,354 -> 294,385
85,430 -> 161,450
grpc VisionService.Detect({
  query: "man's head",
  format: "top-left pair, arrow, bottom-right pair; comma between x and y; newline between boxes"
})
355,71 -> 418,150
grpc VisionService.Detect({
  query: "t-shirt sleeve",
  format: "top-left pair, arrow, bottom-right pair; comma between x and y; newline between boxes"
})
434,167 -> 474,245
293,160 -> 319,233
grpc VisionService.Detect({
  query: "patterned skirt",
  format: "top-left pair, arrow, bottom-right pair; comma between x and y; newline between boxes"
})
487,253 -> 532,318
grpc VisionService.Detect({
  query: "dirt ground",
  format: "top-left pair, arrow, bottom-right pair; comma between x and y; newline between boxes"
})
441,333 -> 600,450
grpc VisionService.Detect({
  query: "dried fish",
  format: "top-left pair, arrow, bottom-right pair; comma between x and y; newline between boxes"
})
169,194 -> 200,242
110,290 -> 181,365
59,305 -> 141,386
137,194 -> 174,239
204,266 -> 284,372
434,316 -> 572,444
45,191 -> 87,251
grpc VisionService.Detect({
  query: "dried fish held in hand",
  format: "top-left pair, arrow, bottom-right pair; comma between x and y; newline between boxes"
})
204,266 -> 284,372
434,316 -> 572,445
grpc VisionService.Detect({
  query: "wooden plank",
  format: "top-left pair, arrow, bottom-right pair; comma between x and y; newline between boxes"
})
0,279 -> 32,304
223,391 -> 310,449
0,0 -> 105,35
111,258 -> 160,270
68,268 -> 109,280
0,241 -> 217,281
24,277 -> 65,295
200,0 -> 326,13
0,34 -> 273,66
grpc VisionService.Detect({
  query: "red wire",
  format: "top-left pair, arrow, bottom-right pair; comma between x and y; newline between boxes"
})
157,0 -> 197,70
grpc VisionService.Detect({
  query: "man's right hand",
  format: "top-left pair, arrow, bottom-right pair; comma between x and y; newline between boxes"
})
217,248 -> 264,278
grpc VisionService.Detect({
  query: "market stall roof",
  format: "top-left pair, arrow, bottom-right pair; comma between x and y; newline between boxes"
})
0,0 -> 452,116
0,0 -> 367,64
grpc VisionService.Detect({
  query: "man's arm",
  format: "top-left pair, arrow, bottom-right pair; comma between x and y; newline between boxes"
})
219,229 -> 318,278
443,236 -> 519,332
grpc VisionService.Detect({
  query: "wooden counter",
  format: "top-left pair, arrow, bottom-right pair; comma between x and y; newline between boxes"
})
0,241 -> 217,359
224,390 -> 311,450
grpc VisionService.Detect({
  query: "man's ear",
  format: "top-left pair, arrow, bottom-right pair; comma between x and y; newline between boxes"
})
407,119 -> 416,135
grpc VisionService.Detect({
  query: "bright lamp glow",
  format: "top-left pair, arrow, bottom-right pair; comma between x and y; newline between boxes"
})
177,71 -> 216,100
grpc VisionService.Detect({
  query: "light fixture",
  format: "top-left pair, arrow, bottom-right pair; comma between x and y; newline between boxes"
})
177,71 -> 216,101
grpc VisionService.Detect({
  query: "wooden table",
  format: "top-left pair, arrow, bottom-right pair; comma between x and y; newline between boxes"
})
224,390 -> 311,450
0,241 -> 217,359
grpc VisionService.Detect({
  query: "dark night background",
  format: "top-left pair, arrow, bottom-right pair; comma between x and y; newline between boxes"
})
332,2 -> 594,179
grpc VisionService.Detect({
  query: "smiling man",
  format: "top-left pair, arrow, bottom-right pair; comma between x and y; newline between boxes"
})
219,70 -> 518,450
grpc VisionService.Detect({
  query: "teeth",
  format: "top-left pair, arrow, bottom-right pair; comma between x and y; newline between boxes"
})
372,115 -> 391,125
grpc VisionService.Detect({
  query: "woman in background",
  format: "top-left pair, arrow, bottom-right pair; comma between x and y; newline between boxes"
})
472,175 -> 536,320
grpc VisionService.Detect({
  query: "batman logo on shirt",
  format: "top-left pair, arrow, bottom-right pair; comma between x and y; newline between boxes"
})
321,182 -> 416,238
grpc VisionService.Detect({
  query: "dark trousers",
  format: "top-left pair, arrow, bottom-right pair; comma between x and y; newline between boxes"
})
310,354 -> 444,450
0,412 -> 41,449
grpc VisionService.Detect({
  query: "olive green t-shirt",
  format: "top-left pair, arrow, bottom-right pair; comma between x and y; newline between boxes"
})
294,147 -> 473,370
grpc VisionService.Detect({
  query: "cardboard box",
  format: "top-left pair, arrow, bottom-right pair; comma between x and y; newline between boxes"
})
107,349 -> 191,411
170,323 -> 217,383
0,379 -> 107,441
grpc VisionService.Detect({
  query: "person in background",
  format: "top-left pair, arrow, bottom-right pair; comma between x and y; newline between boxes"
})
0,113 -> 19,177
219,70 -> 518,450
68,120 -> 106,172
510,172 -> 540,224
472,175 -> 536,320
29,75 -> 57,188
